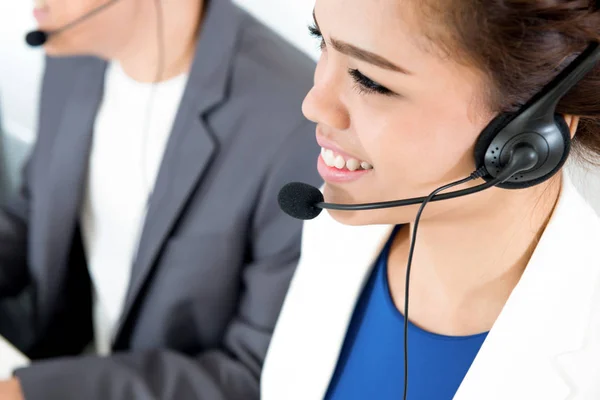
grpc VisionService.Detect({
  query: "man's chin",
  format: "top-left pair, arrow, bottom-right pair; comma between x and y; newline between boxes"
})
42,44 -> 79,57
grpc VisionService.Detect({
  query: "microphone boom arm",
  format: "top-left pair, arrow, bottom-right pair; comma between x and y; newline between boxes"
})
53,0 -> 121,35
316,178 -> 500,211
316,145 -> 539,212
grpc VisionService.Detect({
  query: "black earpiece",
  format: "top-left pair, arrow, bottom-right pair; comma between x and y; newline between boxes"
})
474,113 -> 571,189
474,42 -> 600,189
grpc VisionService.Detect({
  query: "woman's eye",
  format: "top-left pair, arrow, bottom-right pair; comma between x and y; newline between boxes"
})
348,69 -> 394,96
308,24 -> 325,50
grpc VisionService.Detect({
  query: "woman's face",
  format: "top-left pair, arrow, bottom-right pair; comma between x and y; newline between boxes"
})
32,0 -> 141,56
303,0 -> 512,226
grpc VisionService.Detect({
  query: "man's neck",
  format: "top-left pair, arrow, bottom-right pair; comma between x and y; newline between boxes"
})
112,0 -> 204,82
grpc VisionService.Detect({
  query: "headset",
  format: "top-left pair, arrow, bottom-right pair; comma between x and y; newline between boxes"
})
474,41 -> 599,190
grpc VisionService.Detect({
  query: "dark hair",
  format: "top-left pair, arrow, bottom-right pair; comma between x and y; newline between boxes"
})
416,0 -> 600,163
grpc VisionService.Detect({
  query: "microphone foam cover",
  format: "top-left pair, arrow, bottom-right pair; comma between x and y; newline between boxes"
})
278,182 -> 324,220
25,30 -> 48,47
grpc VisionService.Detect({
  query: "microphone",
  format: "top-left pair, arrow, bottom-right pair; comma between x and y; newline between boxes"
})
278,145 -> 539,220
25,0 -> 121,47
25,30 -> 48,47
278,182 -> 325,220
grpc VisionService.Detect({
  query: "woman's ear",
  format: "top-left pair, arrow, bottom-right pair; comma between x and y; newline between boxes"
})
563,114 -> 580,139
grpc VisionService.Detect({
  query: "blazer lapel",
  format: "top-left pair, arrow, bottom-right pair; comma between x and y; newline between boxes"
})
454,174 -> 600,400
262,208 -> 394,400
113,0 -> 244,346
35,58 -> 107,324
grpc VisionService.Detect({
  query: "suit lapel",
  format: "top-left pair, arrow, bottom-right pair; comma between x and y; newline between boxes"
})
113,0 -> 244,345
262,208 -> 394,400
35,58 -> 107,323
454,175 -> 600,400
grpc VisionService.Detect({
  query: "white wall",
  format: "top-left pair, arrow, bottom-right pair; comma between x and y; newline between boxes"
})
234,0 -> 318,59
0,0 -> 599,213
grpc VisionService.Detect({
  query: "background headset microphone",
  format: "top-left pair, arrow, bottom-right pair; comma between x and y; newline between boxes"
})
25,0 -> 122,47
278,34 -> 600,400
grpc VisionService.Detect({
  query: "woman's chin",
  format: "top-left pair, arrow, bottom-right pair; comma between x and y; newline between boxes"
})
326,209 -> 371,226
322,185 -> 390,225
322,187 -> 423,226
326,208 -> 416,226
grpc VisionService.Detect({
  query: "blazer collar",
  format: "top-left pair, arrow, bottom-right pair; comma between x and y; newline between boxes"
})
113,0 -> 245,345
262,200 -> 394,400
173,0 -> 242,115
262,173 -> 600,400
455,173 -> 600,400
34,58 -> 107,326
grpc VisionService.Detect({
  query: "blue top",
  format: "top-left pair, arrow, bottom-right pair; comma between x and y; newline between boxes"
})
325,227 -> 488,400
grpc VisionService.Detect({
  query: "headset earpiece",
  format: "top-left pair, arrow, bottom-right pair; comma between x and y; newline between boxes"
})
473,41 -> 599,189
474,112 -> 571,189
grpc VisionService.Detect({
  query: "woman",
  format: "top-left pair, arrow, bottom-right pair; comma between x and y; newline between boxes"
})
261,0 -> 600,399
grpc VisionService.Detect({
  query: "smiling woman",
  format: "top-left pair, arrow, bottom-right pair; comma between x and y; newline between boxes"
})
261,1 -> 600,399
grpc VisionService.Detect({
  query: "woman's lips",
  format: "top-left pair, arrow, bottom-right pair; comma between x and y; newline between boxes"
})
316,150 -> 373,184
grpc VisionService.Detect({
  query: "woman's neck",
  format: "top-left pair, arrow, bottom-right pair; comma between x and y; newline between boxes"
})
387,175 -> 562,336
111,0 -> 204,82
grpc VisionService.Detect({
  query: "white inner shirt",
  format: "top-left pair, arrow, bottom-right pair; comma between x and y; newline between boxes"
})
80,62 -> 188,355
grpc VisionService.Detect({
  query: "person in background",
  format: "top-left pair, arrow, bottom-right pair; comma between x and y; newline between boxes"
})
261,0 -> 600,399
0,0 -> 320,398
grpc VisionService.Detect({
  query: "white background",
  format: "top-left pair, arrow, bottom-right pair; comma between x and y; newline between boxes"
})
0,0 -> 598,212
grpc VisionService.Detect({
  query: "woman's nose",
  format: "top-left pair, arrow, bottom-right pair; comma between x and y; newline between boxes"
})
302,57 -> 350,131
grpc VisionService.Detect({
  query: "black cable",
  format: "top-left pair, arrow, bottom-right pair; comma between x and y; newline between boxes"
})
399,146 -> 539,398
153,0 -> 166,84
141,0 -> 166,198
402,167 -> 488,400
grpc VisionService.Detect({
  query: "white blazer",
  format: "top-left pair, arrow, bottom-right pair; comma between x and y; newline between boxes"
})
261,173 -> 600,400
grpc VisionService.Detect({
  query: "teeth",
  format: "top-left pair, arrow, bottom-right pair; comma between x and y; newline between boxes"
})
323,149 -> 335,167
346,159 -> 360,171
334,155 -> 346,169
320,147 -> 373,171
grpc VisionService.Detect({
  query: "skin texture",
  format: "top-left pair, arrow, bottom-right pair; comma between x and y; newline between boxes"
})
305,0 -> 579,336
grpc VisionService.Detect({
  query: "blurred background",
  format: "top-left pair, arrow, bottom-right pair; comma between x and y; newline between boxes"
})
0,0 -> 598,213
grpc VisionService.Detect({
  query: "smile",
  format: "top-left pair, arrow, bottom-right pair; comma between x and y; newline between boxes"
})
320,147 -> 373,171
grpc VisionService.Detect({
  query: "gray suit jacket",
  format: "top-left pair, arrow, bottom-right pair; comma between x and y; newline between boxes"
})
0,0 -> 320,398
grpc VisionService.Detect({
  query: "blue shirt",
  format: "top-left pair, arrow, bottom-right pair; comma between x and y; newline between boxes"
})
325,227 -> 488,400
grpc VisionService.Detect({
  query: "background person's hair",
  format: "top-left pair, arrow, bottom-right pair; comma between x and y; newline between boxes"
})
415,0 -> 600,164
